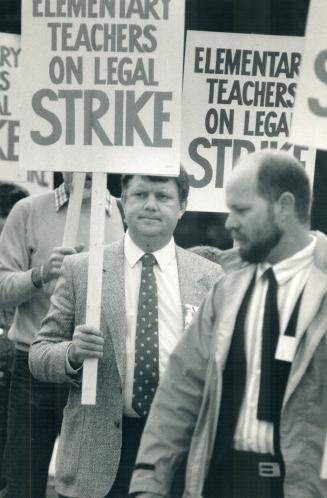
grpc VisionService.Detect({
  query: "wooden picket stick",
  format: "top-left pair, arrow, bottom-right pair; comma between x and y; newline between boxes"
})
62,172 -> 86,246
321,433 -> 327,479
81,172 -> 107,405
45,173 -> 86,297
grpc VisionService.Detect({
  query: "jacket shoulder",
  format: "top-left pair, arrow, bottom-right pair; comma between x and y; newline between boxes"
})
22,190 -> 55,207
66,238 -> 124,270
63,250 -> 89,274
103,238 -> 124,253
177,246 -> 223,277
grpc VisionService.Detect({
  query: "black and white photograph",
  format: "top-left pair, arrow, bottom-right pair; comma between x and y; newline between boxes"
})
0,1 -> 326,497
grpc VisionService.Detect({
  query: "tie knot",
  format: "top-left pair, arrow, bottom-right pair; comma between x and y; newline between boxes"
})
264,267 -> 277,285
142,253 -> 156,267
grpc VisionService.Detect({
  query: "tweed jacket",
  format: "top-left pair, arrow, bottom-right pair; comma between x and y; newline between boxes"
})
130,231 -> 327,498
29,238 -> 222,498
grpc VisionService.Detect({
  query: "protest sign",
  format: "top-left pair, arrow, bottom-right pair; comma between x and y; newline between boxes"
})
15,171 -> 54,195
290,0 -> 327,151
0,33 -> 25,181
20,0 -> 184,175
182,31 -> 316,212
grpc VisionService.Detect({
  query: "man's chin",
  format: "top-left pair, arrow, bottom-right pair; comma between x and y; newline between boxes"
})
137,225 -> 162,238
239,245 -> 268,264
137,219 -> 162,233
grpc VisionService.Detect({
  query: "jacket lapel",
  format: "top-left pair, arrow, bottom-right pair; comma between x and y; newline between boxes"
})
176,246 -> 221,325
283,265 -> 327,407
295,265 -> 327,344
176,247 -> 205,324
101,240 -> 126,384
213,265 -> 256,367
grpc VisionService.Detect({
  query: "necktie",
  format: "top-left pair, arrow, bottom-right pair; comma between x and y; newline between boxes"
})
203,275 -> 256,494
132,253 -> 159,418
217,274 -> 256,450
257,267 -> 280,422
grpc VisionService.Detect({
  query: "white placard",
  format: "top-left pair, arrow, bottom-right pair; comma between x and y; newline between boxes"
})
20,0 -> 185,175
15,171 -> 54,195
290,0 -> 327,150
182,31 -> 316,212
0,33 -> 25,181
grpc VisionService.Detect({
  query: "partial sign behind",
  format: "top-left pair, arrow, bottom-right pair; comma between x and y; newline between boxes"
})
182,31 -> 316,212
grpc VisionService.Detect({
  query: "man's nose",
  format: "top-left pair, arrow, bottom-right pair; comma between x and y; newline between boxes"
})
225,212 -> 238,231
144,193 -> 158,209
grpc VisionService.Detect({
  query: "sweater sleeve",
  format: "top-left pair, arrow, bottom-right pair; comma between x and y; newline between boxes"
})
0,200 -> 40,307
29,256 -> 78,385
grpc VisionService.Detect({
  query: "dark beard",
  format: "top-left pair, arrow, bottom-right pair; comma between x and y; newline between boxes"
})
239,225 -> 283,263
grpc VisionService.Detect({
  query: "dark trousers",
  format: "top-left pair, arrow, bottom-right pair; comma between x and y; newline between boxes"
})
59,416 -> 185,498
0,370 -> 10,490
0,333 -> 13,490
203,449 -> 284,498
107,417 -> 146,498
0,349 -> 68,498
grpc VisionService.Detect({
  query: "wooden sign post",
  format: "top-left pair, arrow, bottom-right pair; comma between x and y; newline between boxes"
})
62,172 -> 86,247
82,173 -> 106,405
321,433 -> 327,479
43,172 -> 86,298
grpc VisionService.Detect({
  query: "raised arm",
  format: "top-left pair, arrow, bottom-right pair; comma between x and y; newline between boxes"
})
29,256 -> 78,384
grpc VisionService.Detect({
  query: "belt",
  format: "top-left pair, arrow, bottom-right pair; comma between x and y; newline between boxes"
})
203,449 -> 284,498
258,461 -> 281,477
229,449 -> 282,478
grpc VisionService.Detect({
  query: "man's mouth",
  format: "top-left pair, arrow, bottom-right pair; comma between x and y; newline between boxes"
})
231,232 -> 247,244
139,216 -> 161,221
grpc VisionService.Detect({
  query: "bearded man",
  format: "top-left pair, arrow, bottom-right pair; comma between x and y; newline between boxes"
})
129,150 -> 327,498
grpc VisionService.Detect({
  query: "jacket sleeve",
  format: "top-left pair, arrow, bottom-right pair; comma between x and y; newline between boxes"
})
129,281 -> 220,497
29,256 -> 79,385
0,200 -> 40,307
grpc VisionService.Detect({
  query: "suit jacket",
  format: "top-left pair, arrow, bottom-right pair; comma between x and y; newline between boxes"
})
130,232 -> 327,498
29,238 -> 222,498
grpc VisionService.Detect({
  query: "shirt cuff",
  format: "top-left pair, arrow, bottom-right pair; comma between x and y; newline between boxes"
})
65,343 -> 83,375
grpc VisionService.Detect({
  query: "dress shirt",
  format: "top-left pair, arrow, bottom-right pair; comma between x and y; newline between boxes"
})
54,183 -> 112,215
233,235 -> 316,454
124,231 -> 183,417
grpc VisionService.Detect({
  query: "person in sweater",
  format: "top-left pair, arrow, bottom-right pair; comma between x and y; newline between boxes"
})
0,173 -> 124,498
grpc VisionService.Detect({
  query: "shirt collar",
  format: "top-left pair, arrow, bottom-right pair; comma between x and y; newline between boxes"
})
257,234 -> 316,285
54,183 -> 112,216
124,231 -> 176,271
